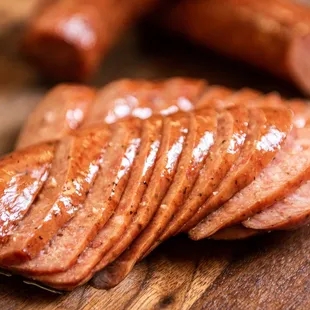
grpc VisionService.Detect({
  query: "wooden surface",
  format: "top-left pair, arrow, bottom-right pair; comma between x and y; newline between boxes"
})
0,1 -> 309,309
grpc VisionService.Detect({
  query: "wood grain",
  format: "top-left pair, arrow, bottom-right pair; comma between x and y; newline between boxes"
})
0,1 -> 309,309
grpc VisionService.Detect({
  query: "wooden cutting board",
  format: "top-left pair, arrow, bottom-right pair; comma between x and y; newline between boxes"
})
0,1 -> 309,309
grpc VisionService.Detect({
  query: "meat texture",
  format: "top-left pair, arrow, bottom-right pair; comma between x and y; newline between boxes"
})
0,78 -> 307,291
159,0 -> 310,94
0,143 -> 55,244
23,0 -> 160,81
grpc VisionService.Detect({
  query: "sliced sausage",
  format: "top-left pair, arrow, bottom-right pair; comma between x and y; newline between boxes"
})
0,143 -> 55,244
23,116 -> 161,275
183,97 -> 292,232
89,109 -> 217,288
158,0 -> 310,94
34,112 -> 189,290
144,97 -> 249,254
243,101 -> 310,231
0,127 -> 110,265
11,119 -> 141,275
23,0 -> 160,81
243,179 -> 310,230
210,225 -> 259,240
189,127 -> 310,240
17,84 -> 95,149
84,78 -> 206,126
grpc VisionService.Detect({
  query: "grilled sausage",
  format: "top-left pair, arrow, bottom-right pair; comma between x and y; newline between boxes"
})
159,0 -> 310,94
23,0 -> 160,81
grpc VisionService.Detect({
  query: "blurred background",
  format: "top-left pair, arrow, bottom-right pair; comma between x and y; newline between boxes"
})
0,0 -> 306,155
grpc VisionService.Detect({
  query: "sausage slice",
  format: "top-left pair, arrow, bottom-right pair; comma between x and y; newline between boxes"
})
146,98 -> 249,254
244,179 -> 310,231
28,116 -> 161,275
244,101 -> 310,231
0,143 -> 55,244
189,125 -> 310,240
210,225 -> 259,240
84,78 -> 206,126
12,119 -> 141,276
17,84 -> 96,149
183,96 -> 290,232
33,112 -> 189,290
90,109 -> 216,289
0,127 -> 110,265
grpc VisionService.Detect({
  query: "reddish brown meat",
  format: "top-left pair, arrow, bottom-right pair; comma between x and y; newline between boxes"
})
243,101 -> 310,231
0,143 -> 55,244
210,225 -> 259,240
11,119 -> 140,275
91,109 -> 217,288
23,0 -> 160,81
16,84 -> 95,149
182,96 -> 292,232
0,127 -> 110,265
159,0 -> 310,94
189,127 -> 310,240
22,116 -> 162,275
33,112 -> 189,290
84,78 -> 206,126
142,96 -> 249,257
244,179 -> 310,230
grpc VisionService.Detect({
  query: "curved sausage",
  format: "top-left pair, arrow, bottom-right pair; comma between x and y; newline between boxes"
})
23,0 -> 160,81
16,84 -> 95,149
0,143 -> 55,244
159,0 -> 310,94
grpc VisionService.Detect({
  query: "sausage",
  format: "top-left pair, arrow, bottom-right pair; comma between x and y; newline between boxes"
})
84,78 -> 206,126
0,127 -> 110,265
16,84 -> 96,149
243,179 -> 310,231
27,116 -> 162,276
243,101 -> 310,231
12,119 -> 141,276
35,112 -> 189,290
189,127 -> 310,240
0,143 -> 55,244
159,0 -> 310,94
91,109 -> 217,289
210,225 -> 259,240
22,0 -> 160,81
143,94 -> 249,256
17,79 -> 205,148
182,94 -> 292,232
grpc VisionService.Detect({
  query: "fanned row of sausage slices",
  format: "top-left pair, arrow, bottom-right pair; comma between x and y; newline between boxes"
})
1,78 -> 310,291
